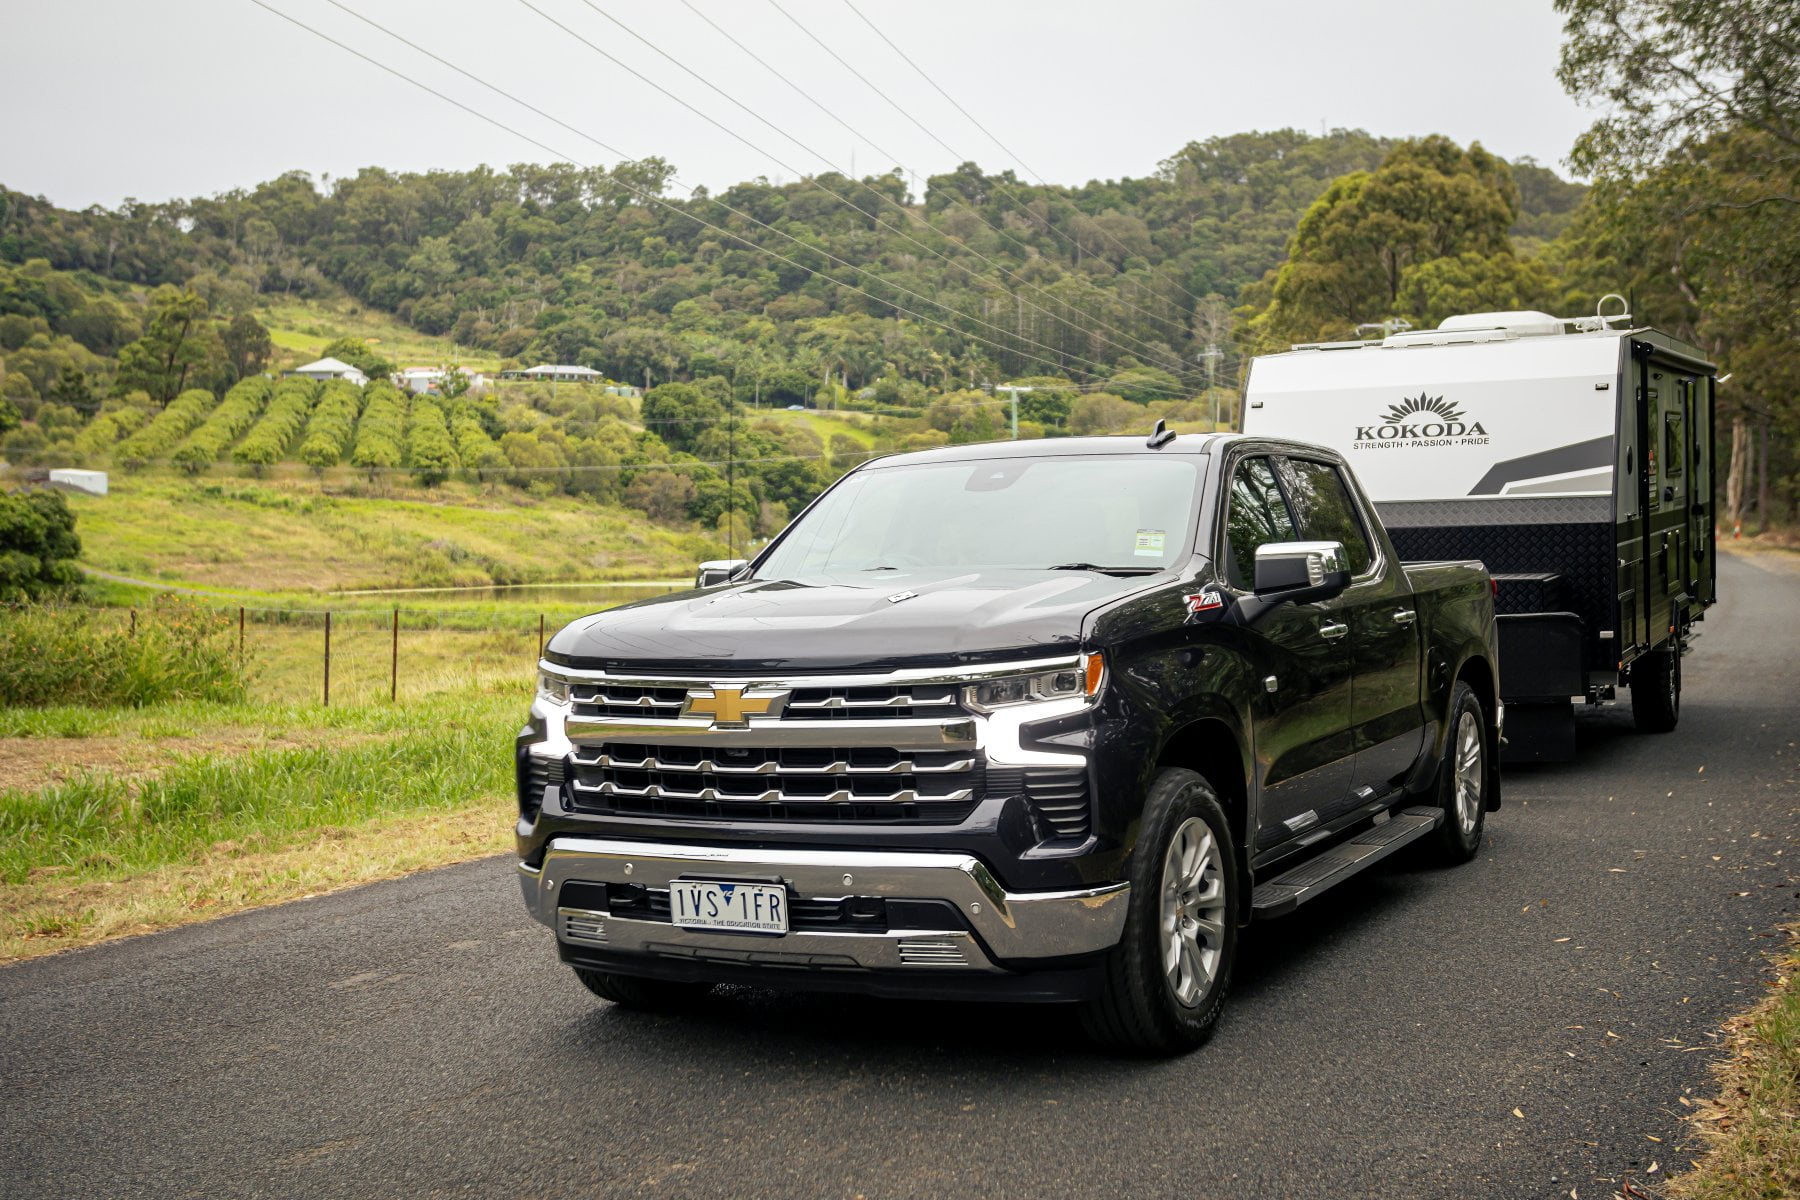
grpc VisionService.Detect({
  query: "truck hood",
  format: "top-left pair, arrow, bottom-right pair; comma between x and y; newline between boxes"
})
545,568 -> 1174,673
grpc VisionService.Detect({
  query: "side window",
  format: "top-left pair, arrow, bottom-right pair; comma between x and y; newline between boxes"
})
1223,456 -> 1298,590
1664,385 -> 1686,480
1277,458 -> 1374,575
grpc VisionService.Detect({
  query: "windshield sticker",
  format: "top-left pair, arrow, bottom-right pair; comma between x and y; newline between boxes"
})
1134,530 -> 1167,557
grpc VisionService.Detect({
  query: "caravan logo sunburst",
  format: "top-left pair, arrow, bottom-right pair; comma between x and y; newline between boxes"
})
1379,394 -> 1466,424
1355,392 -> 1488,448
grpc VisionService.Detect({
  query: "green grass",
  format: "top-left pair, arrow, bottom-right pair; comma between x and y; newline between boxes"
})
1669,928 -> 1800,1199
0,691 -> 517,889
256,296 -> 503,373
67,474 -> 717,591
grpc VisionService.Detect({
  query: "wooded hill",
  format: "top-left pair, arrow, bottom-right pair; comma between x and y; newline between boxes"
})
0,129 -> 1584,398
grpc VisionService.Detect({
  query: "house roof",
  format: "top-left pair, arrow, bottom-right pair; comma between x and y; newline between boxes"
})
292,357 -> 364,375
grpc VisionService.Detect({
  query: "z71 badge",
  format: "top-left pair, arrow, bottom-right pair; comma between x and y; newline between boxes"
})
1183,590 -> 1225,619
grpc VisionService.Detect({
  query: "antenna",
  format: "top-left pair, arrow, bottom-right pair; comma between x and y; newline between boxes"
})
1147,418 -> 1177,449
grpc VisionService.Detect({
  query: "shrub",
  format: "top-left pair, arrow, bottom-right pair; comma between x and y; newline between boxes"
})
113,389 -> 218,470
453,414 -> 505,480
233,378 -> 316,474
405,397 -> 459,487
295,379 -> 362,472
351,381 -> 409,480
68,404 -> 151,463
0,597 -> 247,707
170,376 -> 271,474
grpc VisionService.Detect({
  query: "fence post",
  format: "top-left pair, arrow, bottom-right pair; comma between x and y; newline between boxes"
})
390,607 -> 399,703
128,608 -> 136,637
238,606 -> 245,669
323,610 -> 331,707
538,613 -> 545,660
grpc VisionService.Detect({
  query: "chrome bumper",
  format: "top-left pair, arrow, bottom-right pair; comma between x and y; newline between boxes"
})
519,836 -> 1129,974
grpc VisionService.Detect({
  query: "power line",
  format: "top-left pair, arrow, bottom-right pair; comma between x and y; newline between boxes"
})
247,0 -> 1196,399
666,0 -> 1199,378
512,0 -> 1205,394
769,0 -> 1196,335
839,0 -> 1218,315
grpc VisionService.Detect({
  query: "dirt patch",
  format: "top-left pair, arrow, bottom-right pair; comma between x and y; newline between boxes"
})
0,729 -> 396,794
0,799 -> 511,964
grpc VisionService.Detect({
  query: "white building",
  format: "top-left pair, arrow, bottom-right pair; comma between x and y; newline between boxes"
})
498,364 -> 603,384
286,357 -> 369,386
48,468 -> 108,496
396,366 -> 488,395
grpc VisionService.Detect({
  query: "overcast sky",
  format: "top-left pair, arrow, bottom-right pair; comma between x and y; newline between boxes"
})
3,0 -> 1595,210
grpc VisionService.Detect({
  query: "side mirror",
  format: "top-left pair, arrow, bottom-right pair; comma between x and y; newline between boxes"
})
1253,540 -> 1351,605
695,558 -> 749,588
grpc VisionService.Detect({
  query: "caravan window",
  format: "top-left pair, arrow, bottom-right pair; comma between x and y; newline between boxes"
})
1656,406 -> 1684,474
1277,458 -> 1374,575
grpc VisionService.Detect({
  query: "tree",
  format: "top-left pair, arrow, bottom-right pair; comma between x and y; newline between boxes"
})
641,382 -> 724,453
49,368 -> 96,415
1556,0 -> 1800,184
113,287 -> 213,406
222,313 -> 273,381
1555,0 -> 1800,527
0,489 -> 82,601
1248,137 -> 1520,347
321,336 -> 396,382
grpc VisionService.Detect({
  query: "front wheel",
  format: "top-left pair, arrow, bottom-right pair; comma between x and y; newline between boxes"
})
1631,646 -> 1680,733
1081,767 -> 1238,1055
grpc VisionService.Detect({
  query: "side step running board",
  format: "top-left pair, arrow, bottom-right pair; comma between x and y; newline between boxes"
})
1251,806 -> 1442,919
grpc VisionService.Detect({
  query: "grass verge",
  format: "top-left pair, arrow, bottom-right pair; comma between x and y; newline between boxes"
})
1668,927 -> 1800,1199
0,689 -> 522,963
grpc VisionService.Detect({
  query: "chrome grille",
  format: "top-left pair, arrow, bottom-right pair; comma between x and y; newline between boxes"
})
897,940 -> 969,967
568,742 -> 981,824
782,684 -> 962,721
569,682 -> 689,721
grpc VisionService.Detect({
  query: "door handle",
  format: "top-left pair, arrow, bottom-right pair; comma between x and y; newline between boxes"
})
1392,608 -> 1417,625
1318,621 -> 1349,641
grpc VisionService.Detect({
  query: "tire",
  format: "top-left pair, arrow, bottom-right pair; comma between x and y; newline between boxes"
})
573,967 -> 710,1011
1081,767 -> 1238,1055
1428,681 -> 1490,865
1631,646 -> 1681,734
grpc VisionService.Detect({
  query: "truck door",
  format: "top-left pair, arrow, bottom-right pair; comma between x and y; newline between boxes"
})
1643,362 -> 1697,640
1685,375 -> 1716,605
1219,454 -> 1355,850
1275,456 -> 1424,803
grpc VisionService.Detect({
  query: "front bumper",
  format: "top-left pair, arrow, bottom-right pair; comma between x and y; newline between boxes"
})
519,836 -> 1130,979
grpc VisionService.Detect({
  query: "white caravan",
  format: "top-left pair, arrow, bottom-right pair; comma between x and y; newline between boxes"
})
1242,305 -> 1717,760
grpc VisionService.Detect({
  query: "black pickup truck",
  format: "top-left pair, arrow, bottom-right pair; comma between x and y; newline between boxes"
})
517,432 -> 1500,1053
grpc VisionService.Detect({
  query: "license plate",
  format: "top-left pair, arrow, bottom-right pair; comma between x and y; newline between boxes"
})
669,880 -> 788,934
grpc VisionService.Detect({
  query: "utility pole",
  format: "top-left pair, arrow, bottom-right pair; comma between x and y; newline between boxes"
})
994,385 -> 1032,439
1197,345 -> 1224,431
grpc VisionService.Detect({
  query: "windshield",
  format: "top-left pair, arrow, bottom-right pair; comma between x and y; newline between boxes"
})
755,454 -> 1204,578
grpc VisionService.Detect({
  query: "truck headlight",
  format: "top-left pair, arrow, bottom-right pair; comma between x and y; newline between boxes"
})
537,670 -> 572,706
962,654 -> 1104,712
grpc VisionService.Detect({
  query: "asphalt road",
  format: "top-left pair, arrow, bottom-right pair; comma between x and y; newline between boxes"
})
4,551 -> 1796,1199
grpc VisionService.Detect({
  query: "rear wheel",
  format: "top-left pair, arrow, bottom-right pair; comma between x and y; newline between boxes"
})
1429,682 -> 1489,864
1081,767 -> 1238,1055
1631,646 -> 1681,733
573,968 -> 711,1011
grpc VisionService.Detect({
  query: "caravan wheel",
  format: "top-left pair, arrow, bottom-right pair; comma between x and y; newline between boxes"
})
1631,647 -> 1681,733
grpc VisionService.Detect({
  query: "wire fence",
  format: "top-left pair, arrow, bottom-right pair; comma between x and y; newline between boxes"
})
91,586 -> 683,707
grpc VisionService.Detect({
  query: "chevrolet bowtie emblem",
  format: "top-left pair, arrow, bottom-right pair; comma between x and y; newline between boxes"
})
683,687 -> 787,728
